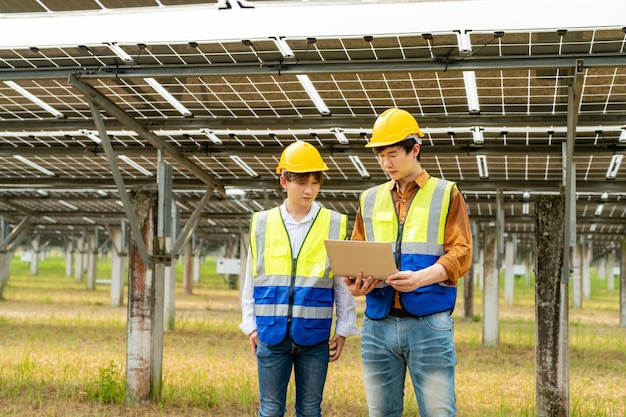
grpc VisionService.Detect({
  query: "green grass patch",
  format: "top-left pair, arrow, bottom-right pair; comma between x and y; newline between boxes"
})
0,252 -> 625,416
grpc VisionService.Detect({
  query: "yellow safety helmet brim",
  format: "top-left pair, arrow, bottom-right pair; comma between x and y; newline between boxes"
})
365,108 -> 424,148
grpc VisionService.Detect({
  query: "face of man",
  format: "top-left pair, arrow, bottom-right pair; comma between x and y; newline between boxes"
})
375,142 -> 420,182
280,173 -> 321,210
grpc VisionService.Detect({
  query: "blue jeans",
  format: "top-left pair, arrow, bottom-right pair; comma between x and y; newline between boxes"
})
256,336 -> 329,417
361,311 -> 457,417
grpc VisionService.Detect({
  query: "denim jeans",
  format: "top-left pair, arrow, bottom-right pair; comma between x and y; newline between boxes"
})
361,311 -> 457,417
256,336 -> 330,417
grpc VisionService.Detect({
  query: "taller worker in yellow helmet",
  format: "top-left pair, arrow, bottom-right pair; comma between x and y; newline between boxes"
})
345,108 -> 472,417
240,140 -> 360,417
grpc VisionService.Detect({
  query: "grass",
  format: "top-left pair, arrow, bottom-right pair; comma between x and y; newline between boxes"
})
0,252 -> 625,416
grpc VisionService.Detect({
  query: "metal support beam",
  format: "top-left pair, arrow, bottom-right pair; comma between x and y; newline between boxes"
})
68,73 -> 227,197
0,197 -> 38,216
171,188 -> 213,257
0,176 -> 623,193
88,100 -> 151,266
155,156 -> 173,267
3,54 -> 626,82
0,215 -> 32,251
1,113 -> 626,132
0,142 -> 624,158
496,189 -> 504,267
556,59 -> 584,417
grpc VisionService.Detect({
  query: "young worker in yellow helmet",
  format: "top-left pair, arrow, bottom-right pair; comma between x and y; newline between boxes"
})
344,108 -> 473,417
239,140 -> 360,417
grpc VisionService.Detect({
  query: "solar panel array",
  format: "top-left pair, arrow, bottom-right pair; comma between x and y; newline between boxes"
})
0,0 -> 625,257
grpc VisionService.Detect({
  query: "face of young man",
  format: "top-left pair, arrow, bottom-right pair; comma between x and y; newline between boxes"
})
376,143 -> 420,182
281,173 -> 321,210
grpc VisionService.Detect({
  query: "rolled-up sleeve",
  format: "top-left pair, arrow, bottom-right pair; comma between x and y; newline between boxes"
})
332,275 -> 360,337
437,186 -> 473,285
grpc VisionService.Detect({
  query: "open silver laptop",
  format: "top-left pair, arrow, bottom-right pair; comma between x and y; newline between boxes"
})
324,239 -> 397,281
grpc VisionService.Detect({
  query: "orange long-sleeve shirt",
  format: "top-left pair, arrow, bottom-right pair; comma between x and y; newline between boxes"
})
351,169 -> 473,289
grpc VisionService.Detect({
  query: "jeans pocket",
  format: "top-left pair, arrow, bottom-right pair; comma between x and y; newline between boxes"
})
423,311 -> 452,332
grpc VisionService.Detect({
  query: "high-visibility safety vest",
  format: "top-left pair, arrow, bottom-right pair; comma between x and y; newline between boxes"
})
250,206 -> 347,346
359,177 -> 456,319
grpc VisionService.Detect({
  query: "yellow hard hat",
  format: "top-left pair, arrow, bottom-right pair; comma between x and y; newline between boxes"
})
365,108 -> 424,148
276,140 -> 328,174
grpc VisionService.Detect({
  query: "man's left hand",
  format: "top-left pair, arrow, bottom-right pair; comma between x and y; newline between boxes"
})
385,270 -> 422,292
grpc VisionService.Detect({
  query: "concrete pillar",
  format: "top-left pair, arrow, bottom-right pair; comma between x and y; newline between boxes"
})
0,251 -> 9,300
504,239 -> 515,306
477,247 -> 484,290
524,251 -> 532,286
3,250 -> 10,281
535,195 -> 568,417
110,227 -> 127,307
582,241 -> 591,301
30,236 -> 40,276
86,233 -> 98,291
125,191 -> 164,404
74,234 -> 85,283
607,250 -> 615,292
463,262 -> 475,320
464,222 -> 477,319
596,256 -> 605,281
183,240 -> 193,295
164,202 -> 179,332
572,241 -> 582,309
482,225 -> 499,348
0,219 -> 10,298
164,237 -> 176,331
619,239 -> 626,327
65,240 -> 74,278
192,252 -> 201,284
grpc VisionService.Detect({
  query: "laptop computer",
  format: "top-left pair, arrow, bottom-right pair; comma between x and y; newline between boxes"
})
324,239 -> 397,281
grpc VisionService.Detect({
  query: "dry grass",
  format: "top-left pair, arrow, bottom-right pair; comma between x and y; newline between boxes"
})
0,253 -> 625,416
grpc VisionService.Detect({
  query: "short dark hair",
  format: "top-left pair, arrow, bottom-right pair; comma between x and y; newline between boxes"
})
282,170 -> 324,185
371,137 -> 421,161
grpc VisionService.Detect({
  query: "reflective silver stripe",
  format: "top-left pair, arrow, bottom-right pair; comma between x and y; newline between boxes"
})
254,274 -> 291,286
292,305 -> 334,319
426,178 -> 449,244
254,210 -> 269,276
361,185 -> 385,240
253,275 -> 334,288
325,210 -> 345,278
328,210 -> 343,240
361,179 -> 451,255
255,304 -> 333,320
255,304 -> 288,316
401,241 -> 444,256
294,276 -> 334,288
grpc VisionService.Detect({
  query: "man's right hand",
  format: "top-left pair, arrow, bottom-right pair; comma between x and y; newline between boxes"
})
248,330 -> 259,355
343,272 -> 379,296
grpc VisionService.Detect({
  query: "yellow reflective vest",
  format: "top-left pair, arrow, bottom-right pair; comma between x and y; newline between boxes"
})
359,177 -> 457,318
250,206 -> 347,346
